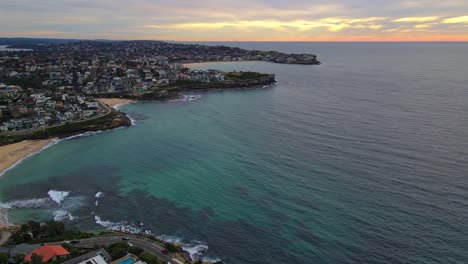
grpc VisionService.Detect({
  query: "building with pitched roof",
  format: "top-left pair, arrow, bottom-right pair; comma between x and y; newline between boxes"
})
24,244 -> 70,263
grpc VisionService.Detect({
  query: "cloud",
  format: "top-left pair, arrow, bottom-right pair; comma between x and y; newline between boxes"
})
1,0 -> 468,41
443,16 -> 468,23
393,16 -> 439,23
146,17 -> 387,33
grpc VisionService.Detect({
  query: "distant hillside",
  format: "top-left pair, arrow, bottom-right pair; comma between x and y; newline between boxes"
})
0,38 -> 114,49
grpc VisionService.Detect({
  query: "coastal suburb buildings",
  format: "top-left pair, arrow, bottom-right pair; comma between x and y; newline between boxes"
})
0,40 -> 318,133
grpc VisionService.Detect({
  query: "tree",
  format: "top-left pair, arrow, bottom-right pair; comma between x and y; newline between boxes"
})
45,221 -> 65,237
128,246 -> 144,256
27,221 -> 41,238
163,242 -> 181,253
13,253 -> 25,264
107,243 -> 129,260
30,253 -> 43,264
138,252 -> 161,264
0,253 -> 9,264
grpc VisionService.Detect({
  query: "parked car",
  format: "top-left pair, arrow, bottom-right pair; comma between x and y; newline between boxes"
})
161,249 -> 169,255
121,237 -> 130,241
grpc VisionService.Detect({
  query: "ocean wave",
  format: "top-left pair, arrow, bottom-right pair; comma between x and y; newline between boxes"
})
53,209 -> 75,221
95,192 -> 104,206
128,115 -> 137,126
202,257 -> 223,263
94,215 -> 152,234
48,190 -> 70,205
113,104 -> 124,110
157,235 -> 183,244
0,198 -> 51,209
182,240 -> 209,261
158,236 -> 220,263
64,131 -> 103,140
113,102 -> 135,110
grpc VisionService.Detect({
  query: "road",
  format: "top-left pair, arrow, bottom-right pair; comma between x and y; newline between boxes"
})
68,235 -> 177,264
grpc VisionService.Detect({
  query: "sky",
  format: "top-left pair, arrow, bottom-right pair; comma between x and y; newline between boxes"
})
0,0 -> 467,41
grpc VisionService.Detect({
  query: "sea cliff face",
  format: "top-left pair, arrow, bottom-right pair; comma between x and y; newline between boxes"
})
172,74 -> 276,91
96,73 -> 276,101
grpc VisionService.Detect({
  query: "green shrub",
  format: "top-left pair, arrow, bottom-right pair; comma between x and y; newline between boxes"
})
0,253 -> 9,264
108,242 -> 129,260
128,246 -> 144,256
163,242 -> 181,253
138,252 -> 161,264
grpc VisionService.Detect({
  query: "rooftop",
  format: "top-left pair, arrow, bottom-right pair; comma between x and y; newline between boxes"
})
24,244 -> 70,263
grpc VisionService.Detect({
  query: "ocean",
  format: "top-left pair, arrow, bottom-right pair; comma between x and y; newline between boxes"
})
1,42 -> 468,264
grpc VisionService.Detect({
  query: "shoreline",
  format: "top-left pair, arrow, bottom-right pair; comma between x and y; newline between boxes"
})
182,60 -> 258,67
0,139 -> 59,227
0,138 -> 58,177
0,99 -> 136,178
96,98 -> 137,109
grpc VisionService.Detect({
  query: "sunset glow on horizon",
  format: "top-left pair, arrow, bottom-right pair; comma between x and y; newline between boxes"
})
1,0 -> 467,41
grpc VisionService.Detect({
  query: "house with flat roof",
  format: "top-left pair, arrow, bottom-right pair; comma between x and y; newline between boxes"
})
61,249 -> 110,264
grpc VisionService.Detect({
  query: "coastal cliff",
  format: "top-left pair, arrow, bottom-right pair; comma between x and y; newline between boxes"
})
170,73 -> 276,92
0,109 -> 131,146
96,72 -> 276,101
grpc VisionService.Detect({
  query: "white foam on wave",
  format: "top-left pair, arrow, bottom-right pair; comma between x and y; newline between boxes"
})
113,101 -> 136,110
113,103 -> 124,110
64,131 -> 102,140
128,115 -> 137,126
111,103 -> 137,126
48,190 -> 70,205
94,215 -> 152,234
53,209 -> 75,221
155,234 -> 222,262
0,198 -> 50,209
157,235 -> 183,244
0,140 -> 59,177
95,192 -> 104,206
182,240 -> 209,261
203,257 -> 223,263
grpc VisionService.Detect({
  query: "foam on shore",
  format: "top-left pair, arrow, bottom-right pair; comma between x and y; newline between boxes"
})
94,215 -> 152,235
158,235 -> 221,263
0,139 -> 59,177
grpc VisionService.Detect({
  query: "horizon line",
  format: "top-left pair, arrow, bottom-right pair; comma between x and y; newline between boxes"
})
1,37 -> 468,43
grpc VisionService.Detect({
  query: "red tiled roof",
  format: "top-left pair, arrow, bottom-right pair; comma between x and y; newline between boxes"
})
25,244 -> 70,263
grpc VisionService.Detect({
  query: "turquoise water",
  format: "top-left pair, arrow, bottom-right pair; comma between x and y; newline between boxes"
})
117,257 -> 135,264
1,43 -> 468,263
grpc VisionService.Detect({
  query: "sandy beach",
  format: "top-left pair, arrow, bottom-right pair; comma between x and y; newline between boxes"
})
96,98 -> 136,109
0,139 -> 56,176
0,139 -> 58,227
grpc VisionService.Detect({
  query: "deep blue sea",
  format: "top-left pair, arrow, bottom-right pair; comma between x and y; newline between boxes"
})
1,42 -> 468,264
